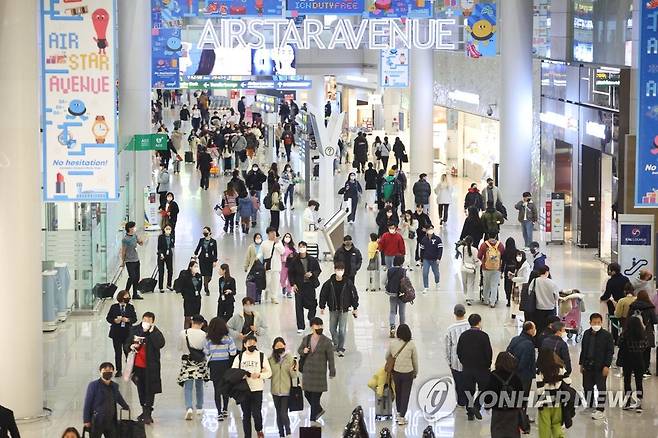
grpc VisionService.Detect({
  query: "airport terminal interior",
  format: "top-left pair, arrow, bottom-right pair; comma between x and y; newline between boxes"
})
3,0 -> 658,437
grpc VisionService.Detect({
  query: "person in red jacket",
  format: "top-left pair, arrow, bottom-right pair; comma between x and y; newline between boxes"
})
379,222 -> 406,269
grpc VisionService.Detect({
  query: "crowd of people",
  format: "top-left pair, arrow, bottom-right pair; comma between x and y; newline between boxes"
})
28,91 -> 655,438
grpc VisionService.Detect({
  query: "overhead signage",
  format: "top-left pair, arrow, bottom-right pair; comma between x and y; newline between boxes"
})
126,134 -> 169,152
380,48 -> 408,88
618,215 -> 654,278
365,0 -> 433,19
152,0 -> 182,89
196,18 -> 457,50
40,0 -> 119,202
465,2 -> 497,58
287,0 -> 365,15
635,3 -> 658,207
202,0 -> 283,17
180,79 -> 313,90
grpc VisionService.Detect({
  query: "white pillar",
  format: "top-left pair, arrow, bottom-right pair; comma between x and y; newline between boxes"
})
499,0 -> 533,204
0,0 -> 43,418
119,0 -> 153,229
409,43 -> 434,182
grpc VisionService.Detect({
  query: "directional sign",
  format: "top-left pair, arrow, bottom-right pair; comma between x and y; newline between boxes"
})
180,79 -> 312,90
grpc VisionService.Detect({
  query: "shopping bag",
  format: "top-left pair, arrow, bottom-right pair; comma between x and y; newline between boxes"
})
288,378 -> 304,412
123,351 -> 135,382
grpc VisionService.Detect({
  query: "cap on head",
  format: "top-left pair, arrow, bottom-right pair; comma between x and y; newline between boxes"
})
453,304 -> 466,317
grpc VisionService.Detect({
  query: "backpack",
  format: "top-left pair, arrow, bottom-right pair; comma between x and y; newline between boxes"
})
263,193 -> 272,209
399,276 -> 416,304
382,178 -> 396,201
493,372 -> 515,399
283,133 -> 293,145
484,241 -> 501,270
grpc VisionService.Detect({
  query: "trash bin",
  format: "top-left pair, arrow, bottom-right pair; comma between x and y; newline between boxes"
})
42,270 -> 58,332
54,263 -> 71,321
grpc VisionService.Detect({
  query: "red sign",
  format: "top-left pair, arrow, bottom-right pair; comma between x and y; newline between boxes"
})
545,201 -> 552,232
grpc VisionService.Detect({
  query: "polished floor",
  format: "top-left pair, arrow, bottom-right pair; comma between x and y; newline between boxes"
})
23,132 -> 657,438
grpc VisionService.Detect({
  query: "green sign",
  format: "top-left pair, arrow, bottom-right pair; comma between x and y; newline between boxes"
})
127,134 -> 168,151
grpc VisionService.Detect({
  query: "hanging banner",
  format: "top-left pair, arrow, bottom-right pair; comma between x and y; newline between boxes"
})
618,215 -> 654,278
550,193 -> 565,243
127,134 -> 169,152
380,48 -> 409,88
635,3 -> 658,207
366,0 -> 433,18
287,0 -> 365,15
182,0 -> 200,16
152,0 -> 182,89
465,2 -> 497,58
40,0 -> 119,202
202,0 -> 283,16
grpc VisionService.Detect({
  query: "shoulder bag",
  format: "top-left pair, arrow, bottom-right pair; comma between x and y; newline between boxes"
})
263,244 -> 276,271
184,330 -> 206,363
384,341 -> 409,374
298,335 -> 312,373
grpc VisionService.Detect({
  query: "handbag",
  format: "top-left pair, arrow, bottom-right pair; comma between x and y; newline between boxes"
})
288,376 -> 304,412
183,330 -> 206,363
263,244 -> 276,271
384,341 -> 408,374
298,335 -> 312,373
521,279 -> 538,313
401,153 -> 409,163
408,230 -> 416,240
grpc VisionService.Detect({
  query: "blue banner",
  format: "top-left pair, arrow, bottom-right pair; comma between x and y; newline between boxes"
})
365,0 -> 432,19
620,224 -> 652,246
465,2 -> 497,58
636,4 -> 658,207
287,0 -> 364,15
380,48 -> 408,88
151,0 -> 181,89
202,0 -> 283,16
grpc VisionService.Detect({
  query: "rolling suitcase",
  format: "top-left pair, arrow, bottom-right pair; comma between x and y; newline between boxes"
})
246,281 -> 261,304
185,151 -> 194,163
375,385 -> 393,420
118,409 -> 146,438
299,426 -> 321,438
137,267 -> 157,293
93,267 -> 123,299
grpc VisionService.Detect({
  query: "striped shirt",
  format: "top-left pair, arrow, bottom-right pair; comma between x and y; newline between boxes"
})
445,320 -> 470,372
205,336 -> 237,362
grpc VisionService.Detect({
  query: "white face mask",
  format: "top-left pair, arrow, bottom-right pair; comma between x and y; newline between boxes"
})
141,322 -> 151,331
284,237 -> 291,243
243,305 -> 253,313
591,325 -> 602,332
516,256 -> 523,262
335,270 -> 345,278
255,239 -> 262,245
389,229 -> 396,234
299,247 -> 307,254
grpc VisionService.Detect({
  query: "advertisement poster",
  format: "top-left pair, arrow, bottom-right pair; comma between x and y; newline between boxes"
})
380,48 -> 409,88
366,0 -> 433,19
182,0 -> 200,16
40,0 -> 119,202
635,3 -> 658,207
287,0 -> 364,15
202,0 -> 283,17
252,46 -> 297,76
618,215 -> 654,278
465,2 -> 497,58
152,0 -> 182,88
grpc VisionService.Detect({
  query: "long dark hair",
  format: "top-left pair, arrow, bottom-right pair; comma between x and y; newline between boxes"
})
495,351 -> 518,374
457,235 -> 474,258
626,315 -> 646,341
220,263 -> 231,279
207,317 -> 229,344
536,349 -> 564,384
466,206 -> 480,220
61,428 -> 81,438
504,237 -> 518,263
282,232 -> 296,250
271,336 -> 286,361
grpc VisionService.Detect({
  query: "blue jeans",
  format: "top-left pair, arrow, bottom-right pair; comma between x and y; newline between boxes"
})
422,259 -> 440,288
521,220 -> 533,247
329,310 -> 349,351
184,379 -> 204,409
482,270 -> 500,305
389,296 -> 406,327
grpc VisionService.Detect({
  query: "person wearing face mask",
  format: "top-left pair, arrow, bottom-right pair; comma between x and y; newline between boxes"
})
302,200 -> 322,232
528,241 -> 547,271
156,164 -> 170,209
217,264 -> 237,321
261,227 -> 286,304
268,337 -> 298,438
83,362 -> 130,437
333,235 -> 363,284
232,335 -> 272,438
506,321 -> 537,433
600,262 -> 630,342
227,297 -> 268,353
579,313 -> 614,420
279,233 -> 297,299
482,177 -> 503,208
339,173 -> 363,224
177,315 -> 209,420
237,190 -> 258,234
106,290 -> 137,377
412,173 -> 432,215
244,233 -> 267,303
378,223 -> 406,269
176,260 -> 203,329
280,164 -> 297,210
319,262 -> 359,357
288,242 -> 323,333
121,221 -> 145,300
194,227 -> 218,296
245,164 -> 267,204
526,266 -> 560,335
419,225 -> 443,294
161,192 -> 179,242
628,290 -> 657,376
540,321 -> 572,376
464,183 -> 484,212
412,204 -> 432,265
510,251 -> 532,321
124,312 -> 165,424
297,317 -> 336,423
514,192 -> 538,248
376,205 -> 399,237
156,225 -> 175,293
501,237 -> 520,307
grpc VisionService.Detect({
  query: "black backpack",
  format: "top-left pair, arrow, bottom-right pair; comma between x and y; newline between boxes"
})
263,193 -> 272,209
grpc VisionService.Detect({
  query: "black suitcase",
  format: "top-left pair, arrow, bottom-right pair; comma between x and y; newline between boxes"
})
300,426 -> 321,438
118,410 -> 146,438
93,267 -> 123,299
137,267 -> 158,293
185,151 -> 194,163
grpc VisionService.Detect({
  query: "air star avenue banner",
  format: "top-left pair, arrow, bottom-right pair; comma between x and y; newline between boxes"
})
40,0 -> 119,202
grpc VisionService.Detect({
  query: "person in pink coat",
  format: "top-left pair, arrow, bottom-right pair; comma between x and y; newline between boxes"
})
280,233 -> 297,298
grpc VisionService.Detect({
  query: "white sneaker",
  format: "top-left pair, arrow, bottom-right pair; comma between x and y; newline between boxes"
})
591,410 -> 605,420
196,409 -> 203,416
397,416 -> 408,425
271,298 -> 279,304
185,408 -> 193,420
297,329 -> 304,334
422,288 -> 428,295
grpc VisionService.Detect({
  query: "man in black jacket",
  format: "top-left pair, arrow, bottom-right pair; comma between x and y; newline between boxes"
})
333,235 -> 363,284
506,321 -> 536,432
106,290 -> 138,377
540,321 -> 572,375
419,225 -> 442,293
83,362 -> 130,437
600,262 -> 629,342
288,241 -> 322,333
237,96 -> 246,123
124,312 -> 166,424
245,164 -> 267,201
319,262 -> 359,357
197,146 -> 212,190
412,204 -> 432,265
579,313 -> 614,420
412,173 -> 431,213
456,313 -> 492,421
353,132 -> 368,173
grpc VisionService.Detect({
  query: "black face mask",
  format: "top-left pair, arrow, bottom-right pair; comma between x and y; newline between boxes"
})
247,345 -> 257,352
315,328 -> 323,335
203,232 -> 209,237
101,372 -> 113,381
274,347 -> 285,355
